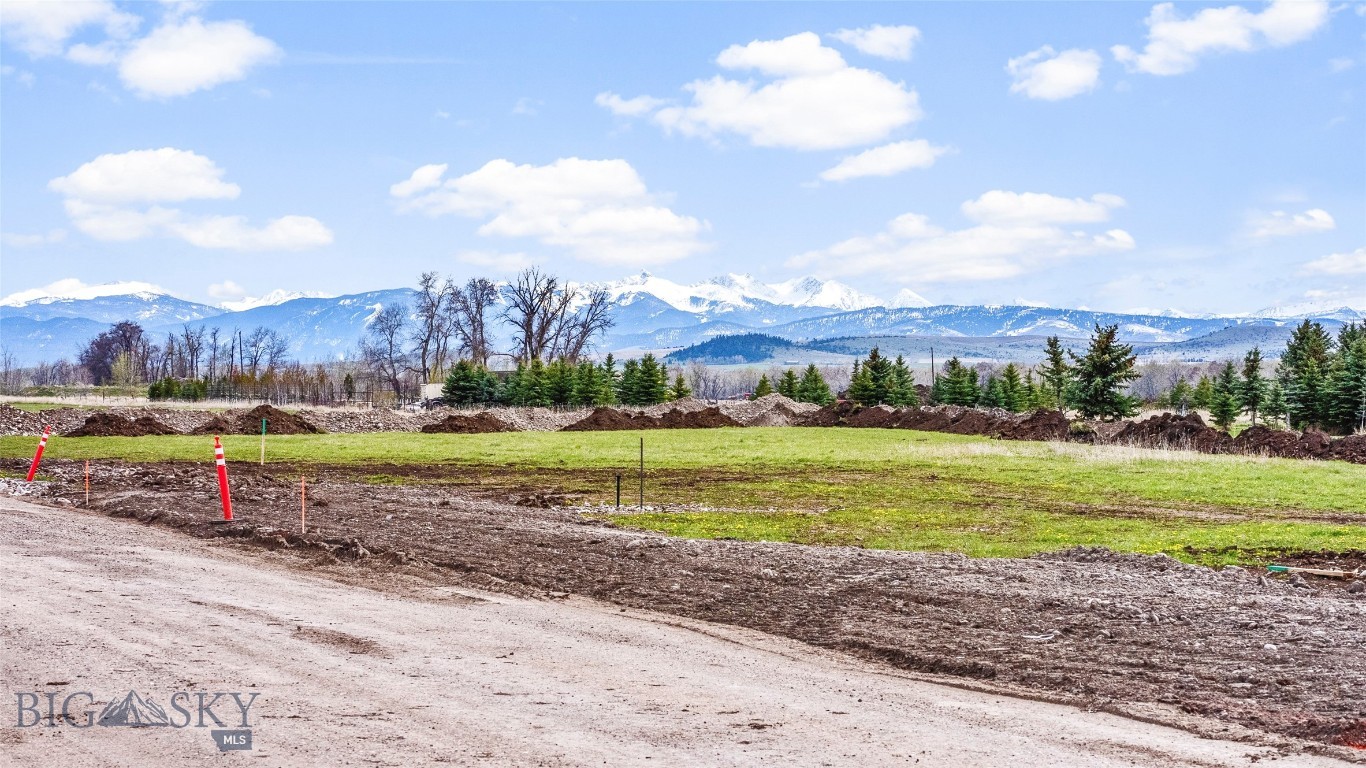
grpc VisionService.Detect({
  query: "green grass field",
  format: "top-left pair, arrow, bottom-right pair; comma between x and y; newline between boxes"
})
3,428 -> 1362,565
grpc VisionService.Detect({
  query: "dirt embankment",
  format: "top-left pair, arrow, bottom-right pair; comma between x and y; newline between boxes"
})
420,412 -> 516,434
64,413 -> 178,437
562,406 -> 740,431
9,458 -> 1366,756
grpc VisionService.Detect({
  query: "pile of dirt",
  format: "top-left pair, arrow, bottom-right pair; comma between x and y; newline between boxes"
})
189,415 -> 234,435
1109,412 -> 1232,453
562,406 -> 740,431
717,394 -> 821,427
419,413 -> 516,434
1232,425 -> 1326,459
795,401 -> 862,427
64,413 -> 177,437
997,410 -> 1070,442
235,405 -> 323,435
1330,433 -> 1366,464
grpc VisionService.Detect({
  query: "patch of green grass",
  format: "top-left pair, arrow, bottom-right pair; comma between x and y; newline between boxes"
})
2,401 -> 79,413
3,427 -> 1362,565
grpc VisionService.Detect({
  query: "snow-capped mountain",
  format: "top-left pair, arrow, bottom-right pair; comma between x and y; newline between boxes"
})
593,272 -> 884,314
0,286 -> 222,326
219,289 -> 335,312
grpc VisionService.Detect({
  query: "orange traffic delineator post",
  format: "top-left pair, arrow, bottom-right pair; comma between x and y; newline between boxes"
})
84,460 -> 90,506
300,476 -> 307,533
25,425 -> 51,482
214,435 -> 234,522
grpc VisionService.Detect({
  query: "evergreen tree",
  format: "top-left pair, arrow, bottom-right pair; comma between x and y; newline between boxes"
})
545,358 -> 575,406
442,359 -> 497,406
1209,361 -> 1241,431
669,372 -> 692,401
1264,381 -> 1288,426
887,356 -> 919,406
1069,324 -> 1140,421
1327,337 -> 1366,433
938,357 -> 980,406
1038,336 -> 1072,412
1238,347 -> 1268,426
1191,376 -> 1215,409
752,374 -> 774,400
520,358 -> 550,407
1000,363 -> 1028,412
847,361 -> 875,404
796,364 -> 834,405
1165,377 -> 1194,412
776,369 -> 799,399
570,361 -> 599,406
1277,320 -> 1334,429
637,353 -> 669,405
1023,369 -> 1049,410
1287,358 -> 1327,429
978,375 -> 1005,409
618,359 -> 640,405
598,354 -> 619,405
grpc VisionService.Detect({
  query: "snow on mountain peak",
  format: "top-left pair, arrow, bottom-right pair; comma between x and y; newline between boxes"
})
218,289 -> 334,312
0,279 -> 171,307
595,272 -> 885,312
888,288 -> 932,309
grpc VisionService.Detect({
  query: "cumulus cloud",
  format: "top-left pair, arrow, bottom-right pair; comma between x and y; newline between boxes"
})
1250,208 -> 1335,238
49,148 -> 332,250
207,280 -> 247,299
0,2 -> 279,98
1007,46 -> 1102,100
818,140 -> 949,182
788,190 -> 1133,283
391,158 -> 708,266
599,32 -> 921,150
829,24 -> 921,61
118,16 -> 280,98
1112,0 -> 1329,76
595,92 -> 668,117
1302,247 -> 1366,275
0,0 -> 139,57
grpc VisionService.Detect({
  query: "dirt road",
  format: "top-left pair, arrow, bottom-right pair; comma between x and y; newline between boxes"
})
0,496 -> 1349,766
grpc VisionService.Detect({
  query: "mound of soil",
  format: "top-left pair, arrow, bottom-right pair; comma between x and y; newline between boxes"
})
419,413 -> 516,434
796,401 -> 862,427
997,410 -> 1069,442
562,407 -> 649,432
235,405 -> 323,435
189,415 -> 234,435
1230,425 -> 1330,459
1110,412 -> 1232,453
65,413 -> 176,437
654,406 -> 740,429
846,405 -> 899,428
1330,433 -> 1366,465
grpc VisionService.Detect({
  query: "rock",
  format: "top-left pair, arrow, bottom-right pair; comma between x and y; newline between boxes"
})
1348,581 -> 1365,594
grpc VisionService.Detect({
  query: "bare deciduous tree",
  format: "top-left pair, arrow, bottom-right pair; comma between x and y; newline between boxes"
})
448,277 -> 499,368
502,268 -> 614,364
410,272 -> 449,383
361,303 -> 411,403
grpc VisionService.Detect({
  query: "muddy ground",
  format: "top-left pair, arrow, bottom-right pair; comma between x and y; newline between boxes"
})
5,457 -> 1364,759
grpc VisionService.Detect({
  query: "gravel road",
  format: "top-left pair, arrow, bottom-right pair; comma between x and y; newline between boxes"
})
1,495 -> 1351,767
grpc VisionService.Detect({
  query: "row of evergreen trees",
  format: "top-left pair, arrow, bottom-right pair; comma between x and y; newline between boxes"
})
441,353 -> 691,408
752,364 -> 835,405
1275,320 -> 1364,433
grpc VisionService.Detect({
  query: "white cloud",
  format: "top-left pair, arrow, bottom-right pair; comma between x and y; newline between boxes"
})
1112,0 -> 1329,76
961,190 -> 1126,225
595,92 -> 668,117
118,16 -> 280,98
208,280 -> 246,299
818,140 -> 949,182
1250,208 -> 1335,238
0,278 -> 167,307
0,0 -> 138,57
788,190 -> 1133,283
511,97 -> 541,116
829,24 -> 921,61
602,32 -> 921,150
1329,57 -> 1355,73
49,148 -> 331,250
1,229 -> 66,248
1007,46 -> 1102,100
391,158 -> 708,266
1302,247 -> 1366,275
49,147 -> 241,203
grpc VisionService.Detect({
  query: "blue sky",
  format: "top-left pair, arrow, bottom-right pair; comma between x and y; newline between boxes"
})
1,0 -> 1362,315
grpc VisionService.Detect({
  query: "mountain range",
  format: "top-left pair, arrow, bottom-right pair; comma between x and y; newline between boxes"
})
0,273 -> 1360,367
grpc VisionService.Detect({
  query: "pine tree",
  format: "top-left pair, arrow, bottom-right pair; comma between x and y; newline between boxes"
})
1023,369 -> 1048,410
1191,376 -> 1214,409
847,361 -> 875,405
861,347 -> 894,405
1000,363 -> 1028,412
887,356 -> 919,406
1287,358 -> 1327,429
796,364 -> 834,405
776,369 -> 799,399
521,358 -> 551,407
1238,347 -> 1268,426
669,372 -> 692,401
545,358 -> 575,406
938,357 -> 980,406
570,361 -> 598,406
752,374 -> 774,400
637,353 -> 669,405
1327,337 -> 1366,433
1069,324 -> 1140,421
1264,381 -> 1288,426
1278,320 -> 1334,429
1039,336 -> 1072,413
618,359 -> 640,405
598,354 -> 619,405
442,359 -> 495,406
1166,378 -> 1194,413
1209,361 -> 1241,431
978,375 -> 1005,409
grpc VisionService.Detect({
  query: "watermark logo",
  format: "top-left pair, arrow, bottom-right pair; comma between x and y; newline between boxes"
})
14,689 -> 258,751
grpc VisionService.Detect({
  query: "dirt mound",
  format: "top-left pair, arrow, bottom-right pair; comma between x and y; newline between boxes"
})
562,405 -> 740,431
419,413 -> 516,434
796,401 -> 861,427
997,410 -> 1069,442
65,413 -> 176,437
1330,434 -> 1366,465
235,405 -> 323,435
846,405 -> 898,428
654,406 -> 740,429
1110,412 -> 1231,453
718,394 -> 820,427
189,415 -> 234,435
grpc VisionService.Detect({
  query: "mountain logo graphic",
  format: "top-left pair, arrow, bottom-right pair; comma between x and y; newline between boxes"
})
96,691 -> 170,727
